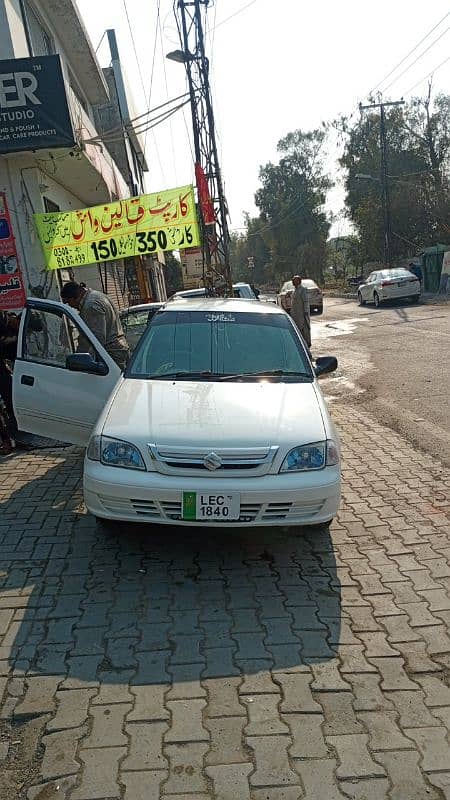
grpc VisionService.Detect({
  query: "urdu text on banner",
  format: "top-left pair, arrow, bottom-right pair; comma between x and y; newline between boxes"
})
34,185 -> 201,270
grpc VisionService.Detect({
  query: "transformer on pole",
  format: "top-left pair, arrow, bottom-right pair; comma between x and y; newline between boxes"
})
170,0 -> 232,295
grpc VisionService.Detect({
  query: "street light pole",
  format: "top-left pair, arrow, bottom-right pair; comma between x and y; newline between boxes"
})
359,99 -> 404,267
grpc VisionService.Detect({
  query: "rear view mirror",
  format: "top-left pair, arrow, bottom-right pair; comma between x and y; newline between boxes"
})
314,356 -> 338,377
66,353 -> 109,376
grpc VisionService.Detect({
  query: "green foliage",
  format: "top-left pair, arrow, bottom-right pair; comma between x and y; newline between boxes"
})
339,91 -> 450,261
164,252 -> 183,296
254,129 -> 331,284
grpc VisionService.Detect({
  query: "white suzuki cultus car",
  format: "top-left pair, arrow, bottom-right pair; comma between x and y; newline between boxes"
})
13,298 -> 341,528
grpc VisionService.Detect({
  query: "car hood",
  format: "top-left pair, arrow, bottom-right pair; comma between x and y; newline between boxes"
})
102,379 -> 326,450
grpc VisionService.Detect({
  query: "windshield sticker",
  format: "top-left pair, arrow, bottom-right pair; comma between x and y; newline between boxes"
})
205,313 -> 235,322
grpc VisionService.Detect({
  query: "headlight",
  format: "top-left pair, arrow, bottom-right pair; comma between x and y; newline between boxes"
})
87,435 -> 146,471
279,440 -> 339,472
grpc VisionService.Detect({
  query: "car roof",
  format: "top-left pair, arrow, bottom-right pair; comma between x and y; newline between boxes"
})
160,298 -> 285,314
120,302 -> 164,313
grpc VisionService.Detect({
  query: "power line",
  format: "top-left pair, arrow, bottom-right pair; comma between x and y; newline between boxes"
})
84,93 -> 191,143
366,10 -> 449,97
212,0 -> 258,32
383,25 -> 449,93
158,6 -> 178,184
143,0 -> 161,159
122,0 -> 148,102
405,54 -> 450,94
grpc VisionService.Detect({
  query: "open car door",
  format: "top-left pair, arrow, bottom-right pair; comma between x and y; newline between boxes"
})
13,298 -> 121,446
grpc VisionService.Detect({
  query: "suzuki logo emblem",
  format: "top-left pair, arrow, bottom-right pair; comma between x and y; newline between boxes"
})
203,452 -> 222,471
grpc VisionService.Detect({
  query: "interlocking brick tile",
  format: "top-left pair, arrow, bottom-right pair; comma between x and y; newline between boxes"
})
205,715 -> 249,765
398,602 -> 442,628
357,631 -> 400,658
415,675 -> 450,707
47,688 -> 96,731
72,746 -> 126,799
357,710 -> 413,750
310,659 -> 352,692
345,607 -> 381,632
382,614 -> 422,643
243,692 -> 289,736
317,691 -> 363,735
287,713 -> 329,758
164,743 -> 209,794
339,645 -> 378,673
27,777 -> 77,800
202,647 -> 239,678
14,676 -> 60,717
376,750 -> 441,800
293,758 -> 346,800
247,735 -> 299,787
275,673 -> 322,714
123,722 -> 168,770
41,725 -> 86,780
203,677 -> 245,718
206,763 -> 252,800
328,733 -> 386,780
394,640 -> 442,673
405,726 -> 450,772
369,657 -> 419,691
84,703 -> 131,748
339,778 -> 391,800
92,672 -> 135,705
128,684 -> 170,720
121,771 -> 168,800
165,699 -> 209,743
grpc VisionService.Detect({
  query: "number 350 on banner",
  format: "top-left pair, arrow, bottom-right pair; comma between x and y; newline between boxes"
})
33,185 -> 201,270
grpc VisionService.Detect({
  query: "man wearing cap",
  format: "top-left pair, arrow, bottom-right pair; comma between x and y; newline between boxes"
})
290,274 -> 311,349
61,281 -> 129,370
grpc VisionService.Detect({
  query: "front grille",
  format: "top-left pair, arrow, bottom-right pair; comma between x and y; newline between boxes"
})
148,444 -> 278,475
98,496 -> 325,524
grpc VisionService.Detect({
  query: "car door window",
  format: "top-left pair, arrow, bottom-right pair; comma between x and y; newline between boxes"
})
21,307 -> 102,369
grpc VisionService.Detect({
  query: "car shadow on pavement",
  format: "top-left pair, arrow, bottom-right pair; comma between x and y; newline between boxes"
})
0,453 -> 342,692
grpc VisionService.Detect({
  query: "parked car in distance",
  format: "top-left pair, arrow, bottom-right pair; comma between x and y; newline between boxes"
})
13,298 -> 341,529
120,302 -> 164,351
357,268 -> 420,308
277,279 -> 323,314
168,282 -> 259,301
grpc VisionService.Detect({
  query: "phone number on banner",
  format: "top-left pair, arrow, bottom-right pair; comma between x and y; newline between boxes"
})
48,224 -> 200,269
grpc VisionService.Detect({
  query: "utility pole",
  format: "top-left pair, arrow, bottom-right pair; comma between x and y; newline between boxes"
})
359,99 -> 404,266
170,0 -> 232,295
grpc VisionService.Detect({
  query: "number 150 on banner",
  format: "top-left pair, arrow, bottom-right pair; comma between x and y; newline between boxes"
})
44,222 -> 200,270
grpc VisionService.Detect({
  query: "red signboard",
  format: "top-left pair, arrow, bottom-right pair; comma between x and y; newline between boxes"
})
0,192 -> 26,310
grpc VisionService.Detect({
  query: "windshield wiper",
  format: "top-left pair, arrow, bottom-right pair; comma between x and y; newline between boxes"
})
219,370 -> 312,381
150,370 -> 216,380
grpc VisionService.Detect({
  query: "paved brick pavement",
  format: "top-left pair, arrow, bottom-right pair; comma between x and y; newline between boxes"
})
0,406 -> 449,800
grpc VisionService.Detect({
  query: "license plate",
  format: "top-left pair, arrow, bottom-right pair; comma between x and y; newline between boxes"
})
182,492 -> 240,521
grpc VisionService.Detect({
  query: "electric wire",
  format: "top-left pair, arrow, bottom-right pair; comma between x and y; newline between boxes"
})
366,10 -> 450,97
212,0 -> 258,32
382,25 -> 449,93
143,0 -> 161,158
158,5 -> 179,184
405,54 -> 450,94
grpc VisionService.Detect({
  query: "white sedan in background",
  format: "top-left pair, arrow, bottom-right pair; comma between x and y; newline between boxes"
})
357,268 -> 420,307
13,298 -> 340,528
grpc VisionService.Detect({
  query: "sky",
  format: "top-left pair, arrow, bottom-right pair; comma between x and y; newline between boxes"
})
76,0 -> 450,238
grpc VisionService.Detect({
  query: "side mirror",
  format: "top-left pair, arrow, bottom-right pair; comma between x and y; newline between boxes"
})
314,356 -> 338,377
66,353 -> 109,376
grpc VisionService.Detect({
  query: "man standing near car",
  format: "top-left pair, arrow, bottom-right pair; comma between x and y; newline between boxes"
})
61,281 -> 130,370
290,275 -> 311,350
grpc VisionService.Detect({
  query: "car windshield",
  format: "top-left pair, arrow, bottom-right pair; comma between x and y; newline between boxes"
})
126,310 -> 313,381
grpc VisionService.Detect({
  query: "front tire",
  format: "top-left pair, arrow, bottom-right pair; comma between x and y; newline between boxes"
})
373,292 -> 381,307
358,292 -> 366,306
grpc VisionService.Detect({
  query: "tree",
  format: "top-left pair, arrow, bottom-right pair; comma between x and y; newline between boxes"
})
229,215 -> 271,285
338,90 -> 450,262
164,252 -> 183,296
254,129 -> 332,284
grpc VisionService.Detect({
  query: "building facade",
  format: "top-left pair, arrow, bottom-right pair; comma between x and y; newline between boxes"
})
0,0 -> 166,309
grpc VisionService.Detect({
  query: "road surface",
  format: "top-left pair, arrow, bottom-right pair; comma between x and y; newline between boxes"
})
313,296 -> 450,465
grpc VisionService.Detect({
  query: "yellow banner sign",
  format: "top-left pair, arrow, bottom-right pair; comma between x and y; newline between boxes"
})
34,184 -> 201,270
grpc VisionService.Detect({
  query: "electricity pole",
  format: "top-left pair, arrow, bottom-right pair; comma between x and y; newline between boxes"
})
359,99 -> 404,266
170,0 -> 232,295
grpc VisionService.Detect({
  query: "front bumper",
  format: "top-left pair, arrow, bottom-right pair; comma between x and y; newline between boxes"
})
83,462 -> 341,527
